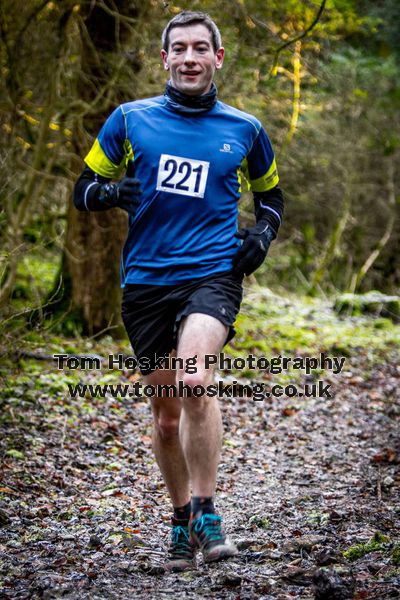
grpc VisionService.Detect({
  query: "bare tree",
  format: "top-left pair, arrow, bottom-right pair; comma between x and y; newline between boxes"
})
55,0 -> 151,335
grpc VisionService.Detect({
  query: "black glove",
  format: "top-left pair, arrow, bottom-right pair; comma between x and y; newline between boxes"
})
98,161 -> 142,216
232,220 -> 275,276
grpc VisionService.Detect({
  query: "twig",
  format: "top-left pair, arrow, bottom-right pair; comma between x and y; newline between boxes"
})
60,415 -> 67,450
269,0 -> 327,77
377,465 -> 382,502
13,351 -> 105,362
349,158 -> 396,292
310,193 -> 351,292
96,0 -> 139,25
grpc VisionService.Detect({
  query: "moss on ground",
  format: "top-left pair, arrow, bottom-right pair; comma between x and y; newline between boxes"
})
343,532 -> 391,561
392,545 -> 400,566
228,288 -> 399,359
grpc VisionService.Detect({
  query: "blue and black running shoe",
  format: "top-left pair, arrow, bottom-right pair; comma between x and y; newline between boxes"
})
165,518 -> 196,572
189,513 -> 238,563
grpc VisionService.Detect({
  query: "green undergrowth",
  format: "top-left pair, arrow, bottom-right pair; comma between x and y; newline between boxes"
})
1,286 -> 399,407
0,332 -> 129,425
343,532 -> 400,565
392,545 -> 400,566
12,251 -> 59,307
228,287 -> 399,359
223,287 -> 399,385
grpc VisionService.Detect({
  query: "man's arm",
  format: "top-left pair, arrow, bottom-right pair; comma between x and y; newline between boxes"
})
73,104 -> 141,215
253,186 -> 284,237
233,124 -> 284,277
233,185 -> 284,277
74,166 -> 111,212
73,164 -> 142,215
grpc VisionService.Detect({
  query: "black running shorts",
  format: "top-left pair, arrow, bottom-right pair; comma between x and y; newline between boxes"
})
121,270 -> 243,375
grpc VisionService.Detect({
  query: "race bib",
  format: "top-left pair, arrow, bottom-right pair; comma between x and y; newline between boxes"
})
156,154 -> 209,198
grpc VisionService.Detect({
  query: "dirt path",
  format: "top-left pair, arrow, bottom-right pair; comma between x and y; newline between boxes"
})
1,354 -> 399,599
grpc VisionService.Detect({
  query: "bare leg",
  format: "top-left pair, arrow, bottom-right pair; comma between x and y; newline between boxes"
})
146,315 -> 236,567
145,363 -> 190,508
176,313 -> 228,498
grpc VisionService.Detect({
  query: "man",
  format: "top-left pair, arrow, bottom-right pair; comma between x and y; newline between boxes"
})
73,11 -> 283,571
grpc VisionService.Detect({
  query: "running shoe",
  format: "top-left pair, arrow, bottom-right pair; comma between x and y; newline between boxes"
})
189,513 -> 238,563
165,518 -> 196,572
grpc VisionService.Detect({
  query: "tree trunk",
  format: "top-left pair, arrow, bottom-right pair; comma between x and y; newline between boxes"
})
61,0 -> 143,336
64,200 -> 127,336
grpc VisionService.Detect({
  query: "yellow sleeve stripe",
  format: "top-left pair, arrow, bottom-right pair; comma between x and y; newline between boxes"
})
237,168 -> 242,194
123,140 -> 134,164
238,159 -> 251,194
84,139 -> 121,178
250,158 -> 279,192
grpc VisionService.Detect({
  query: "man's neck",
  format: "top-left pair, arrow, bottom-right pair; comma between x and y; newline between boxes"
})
164,81 -> 217,114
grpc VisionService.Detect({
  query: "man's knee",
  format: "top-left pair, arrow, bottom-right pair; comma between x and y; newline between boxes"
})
177,369 -> 211,392
154,413 -> 180,443
179,371 -> 204,388
177,370 -> 217,413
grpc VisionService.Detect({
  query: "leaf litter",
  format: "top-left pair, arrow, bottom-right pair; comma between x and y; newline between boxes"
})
0,292 -> 399,599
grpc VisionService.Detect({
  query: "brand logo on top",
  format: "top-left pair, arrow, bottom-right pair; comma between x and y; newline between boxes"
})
219,143 -> 233,153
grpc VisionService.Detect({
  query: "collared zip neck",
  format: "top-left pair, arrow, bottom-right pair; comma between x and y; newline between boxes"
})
164,81 -> 218,114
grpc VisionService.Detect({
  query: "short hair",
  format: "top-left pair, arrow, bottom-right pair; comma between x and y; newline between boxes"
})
161,11 -> 222,53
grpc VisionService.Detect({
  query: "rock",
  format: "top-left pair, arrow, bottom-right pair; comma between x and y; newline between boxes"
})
334,292 -> 400,322
88,535 -> 102,548
34,505 -> 51,518
367,561 -> 386,574
0,507 -> 10,525
216,572 -> 242,587
281,566 -> 313,586
315,546 -> 342,566
282,535 -> 325,553
138,561 -> 165,575
265,550 -> 282,560
236,537 -> 265,550
313,568 -> 356,600
382,476 -> 395,488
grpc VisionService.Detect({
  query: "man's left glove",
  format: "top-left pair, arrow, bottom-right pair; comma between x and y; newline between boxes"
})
97,161 -> 141,216
98,177 -> 142,216
232,221 -> 275,276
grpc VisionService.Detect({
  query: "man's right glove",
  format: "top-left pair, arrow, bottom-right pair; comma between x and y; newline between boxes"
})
98,161 -> 142,216
232,221 -> 275,277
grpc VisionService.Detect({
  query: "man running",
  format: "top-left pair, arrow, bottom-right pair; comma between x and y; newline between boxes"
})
73,11 -> 283,571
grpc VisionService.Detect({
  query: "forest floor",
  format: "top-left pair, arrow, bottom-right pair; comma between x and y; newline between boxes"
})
1,289 -> 399,599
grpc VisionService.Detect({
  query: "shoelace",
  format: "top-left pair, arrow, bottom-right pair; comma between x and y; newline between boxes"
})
171,525 -> 191,554
193,514 -> 224,543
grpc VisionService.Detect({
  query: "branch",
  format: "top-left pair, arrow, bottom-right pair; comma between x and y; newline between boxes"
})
349,159 -> 396,293
96,0 -> 138,25
279,40 -> 302,155
310,193 -> 351,293
13,0 -> 50,52
269,0 -> 327,77
0,8 -> 73,309
248,15 -> 278,38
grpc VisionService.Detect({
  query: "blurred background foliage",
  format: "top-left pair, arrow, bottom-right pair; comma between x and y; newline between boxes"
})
0,0 -> 399,341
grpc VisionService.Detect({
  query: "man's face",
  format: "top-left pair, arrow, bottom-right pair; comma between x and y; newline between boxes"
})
161,24 -> 224,96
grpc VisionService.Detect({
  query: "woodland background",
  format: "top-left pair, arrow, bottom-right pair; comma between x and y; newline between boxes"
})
0,0 -> 399,339
1,2 -> 400,599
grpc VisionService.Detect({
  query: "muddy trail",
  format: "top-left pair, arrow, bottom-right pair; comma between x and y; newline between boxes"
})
1,353 -> 399,599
